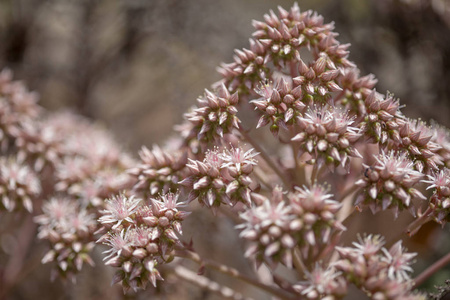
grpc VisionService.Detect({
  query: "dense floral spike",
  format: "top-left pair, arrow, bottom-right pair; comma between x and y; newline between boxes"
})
181,84 -> 240,148
355,151 -> 425,217
238,185 -> 344,268
291,105 -> 361,170
334,235 -> 424,300
219,4 -> 353,96
422,168 -> 450,224
98,192 -> 189,292
180,146 -> 258,209
293,264 -> 347,299
0,156 -> 41,212
128,145 -> 187,197
395,119 -> 443,173
35,198 -> 96,282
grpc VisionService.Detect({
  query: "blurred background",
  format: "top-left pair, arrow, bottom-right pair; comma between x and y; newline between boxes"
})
1,0 -> 450,299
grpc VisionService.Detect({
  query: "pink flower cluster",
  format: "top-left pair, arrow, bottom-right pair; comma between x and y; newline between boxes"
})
2,3 -> 450,299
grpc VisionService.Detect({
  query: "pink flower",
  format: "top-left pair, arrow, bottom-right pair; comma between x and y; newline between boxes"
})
99,194 -> 141,229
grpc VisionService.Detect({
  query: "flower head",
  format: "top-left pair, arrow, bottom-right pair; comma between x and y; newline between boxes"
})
35,199 -> 97,281
397,118 -> 442,172
294,265 -> 347,299
181,83 -> 240,148
99,194 -> 142,229
238,190 -> 295,268
98,192 -> 189,292
128,145 -> 187,197
220,146 -> 258,173
381,241 -> 417,282
0,156 -> 41,212
422,168 -> 450,224
181,146 -> 258,209
355,151 -> 425,217
292,105 -> 361,171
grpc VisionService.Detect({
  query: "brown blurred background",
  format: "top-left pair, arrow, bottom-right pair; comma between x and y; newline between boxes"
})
1,0 -> 450,299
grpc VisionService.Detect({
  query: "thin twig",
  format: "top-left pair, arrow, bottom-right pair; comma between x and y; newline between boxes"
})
337,183 -> 361,203
171,265 -> 254,300
292,248 -> 307,278
310,162 -> 319,186
413,251 -> 450,288
291,144 -> 307,186
405,207 -> 433,237
175,249 -> 296,300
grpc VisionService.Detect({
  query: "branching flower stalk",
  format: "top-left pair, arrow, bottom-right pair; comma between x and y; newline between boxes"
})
1,3 -> 449,300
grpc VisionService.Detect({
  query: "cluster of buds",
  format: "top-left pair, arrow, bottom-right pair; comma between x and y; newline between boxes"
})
355,151 -> 425,217
181,84 -> 240,148
35,198 -> 97,282
237,187 -> 296,267
337,68 -> 378,117
294,54 -> 342,106
238,185 -> 344,268
293,264 -> 347,300
396,119 -> 442,172
128,145 -> 187,197
0,156 -> 41,212
180,146 -> 258,210
250,56 -> 342,138
334,235 -> 424,300
422,168 -> 450,224
219,4 -> 353,96
291,105 -> 361,170
288,185 -> 345,262
357,91 -> 402,145
252,78 -> 306,136
97,193 -> 189,292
